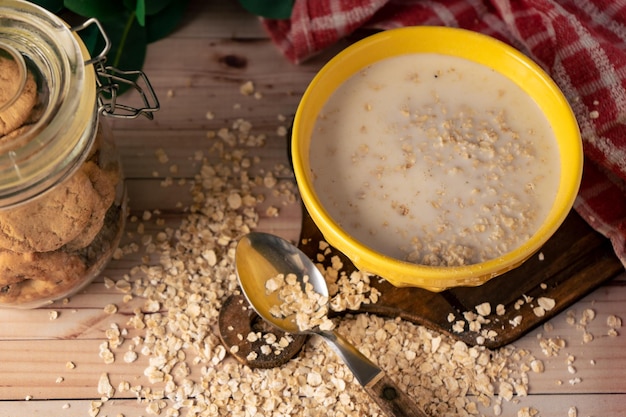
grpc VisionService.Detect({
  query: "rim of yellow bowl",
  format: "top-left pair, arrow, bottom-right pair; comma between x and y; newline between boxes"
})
292,26 -> 583,291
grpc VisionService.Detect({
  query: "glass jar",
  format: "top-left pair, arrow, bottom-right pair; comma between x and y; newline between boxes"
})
0,0 -> 158,308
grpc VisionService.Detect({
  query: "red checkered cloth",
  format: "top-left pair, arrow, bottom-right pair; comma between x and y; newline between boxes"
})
263,0 -> 626,268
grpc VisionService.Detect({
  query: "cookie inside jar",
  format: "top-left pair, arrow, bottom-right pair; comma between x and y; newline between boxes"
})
0,149 -> 125,307
0,33 -> 126,308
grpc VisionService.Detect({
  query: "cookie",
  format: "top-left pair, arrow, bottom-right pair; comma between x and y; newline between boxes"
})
0,124 -> 32,148
65,161 -> 117,250
0,54 -> 37,136
0,250 -> 86,304
0,167 -> 99,253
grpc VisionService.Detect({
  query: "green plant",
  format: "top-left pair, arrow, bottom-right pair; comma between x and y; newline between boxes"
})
31,0 -> 190,71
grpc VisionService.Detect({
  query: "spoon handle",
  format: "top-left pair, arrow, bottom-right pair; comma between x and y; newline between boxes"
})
321,330 -> 428,417
364,372 -> 429,417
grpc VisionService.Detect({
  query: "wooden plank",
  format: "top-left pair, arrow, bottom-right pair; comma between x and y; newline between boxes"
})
115,130 -> 295,179
511,288 -> 626,393
108,38 -> 319,131
1,394 -> 625,417
0,339 -> 159,400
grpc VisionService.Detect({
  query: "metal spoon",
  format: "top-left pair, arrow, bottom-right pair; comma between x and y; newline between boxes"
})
235,232 -> 428,417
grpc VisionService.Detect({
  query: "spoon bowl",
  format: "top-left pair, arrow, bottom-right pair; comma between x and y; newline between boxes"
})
235,232 -> 427,417
236,232 -> 328,334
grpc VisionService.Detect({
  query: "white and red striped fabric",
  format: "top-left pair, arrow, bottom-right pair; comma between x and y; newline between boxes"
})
263,0 -> 626,268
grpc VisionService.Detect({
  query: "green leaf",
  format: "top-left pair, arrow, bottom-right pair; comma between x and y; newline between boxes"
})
133,0 -> 175,15
123,0 -> 174,16
110,15 -> 146,70
237,0 -> 294,19
63,0 -> 126,21
88,11 -> 146,71
30,0 -> 64,13
145,0 -> 190,43
135,0 -> 146,26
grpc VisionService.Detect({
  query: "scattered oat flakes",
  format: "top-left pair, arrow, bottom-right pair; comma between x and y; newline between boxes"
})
88,400 -> 102,417
607,314 -> 622,328
143,299 -> 160,313
496,304 -> 505,316
265,205 -> 279,217
538,297 -> 556,311
530,359 -> 544,373
476,302 -> 491,316
452,320 -> 465,333
239,81 -> 254,96
49,310 -> 59,320
123,350 -> 138,363
539,336 -> 566,356
97,373 -> 115,399
517,406 -> 539,417
99,342 -> 115,364
103,304 -> 118,315
580,308 -> 596,325
155,148 -> 169,164
114,278 -> 131,293
569,377 -> 582,385
103,277 -> 115,289
510,315 -> 523,327
118,381 -> 130,392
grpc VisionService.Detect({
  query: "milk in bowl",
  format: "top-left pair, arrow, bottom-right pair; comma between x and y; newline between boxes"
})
309,53 -> 560,267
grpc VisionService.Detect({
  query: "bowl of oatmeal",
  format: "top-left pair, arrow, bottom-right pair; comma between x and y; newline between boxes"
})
291,27 -> 583,292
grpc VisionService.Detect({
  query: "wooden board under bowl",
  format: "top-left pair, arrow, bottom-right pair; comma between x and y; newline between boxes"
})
297,206 -> 624,349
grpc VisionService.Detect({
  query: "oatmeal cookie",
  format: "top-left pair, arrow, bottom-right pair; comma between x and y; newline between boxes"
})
65,161 -> 117,250
0,167 -> 100,252
0,250 -> 86,304
0,54 -> 37,136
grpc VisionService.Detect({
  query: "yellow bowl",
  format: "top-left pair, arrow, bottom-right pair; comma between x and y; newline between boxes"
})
292,26 -> 582,291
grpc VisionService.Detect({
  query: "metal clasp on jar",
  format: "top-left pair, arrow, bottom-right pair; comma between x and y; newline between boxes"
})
71,18 -> 160,120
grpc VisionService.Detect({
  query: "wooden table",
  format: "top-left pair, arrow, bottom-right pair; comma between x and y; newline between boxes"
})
1,2 -> 624,416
